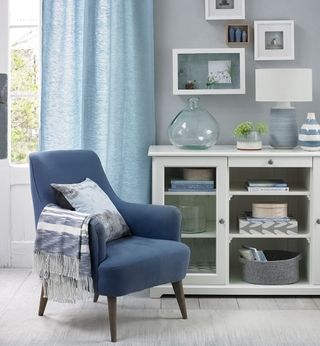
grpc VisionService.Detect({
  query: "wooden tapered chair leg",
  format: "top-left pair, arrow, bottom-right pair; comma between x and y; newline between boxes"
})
108,296 -> 117,342
93,293 -> 99,302
172,281 -> 187,319
38,286 -> 48,316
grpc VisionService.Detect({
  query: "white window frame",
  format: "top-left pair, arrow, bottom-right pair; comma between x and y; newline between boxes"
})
8,0 -> 42,166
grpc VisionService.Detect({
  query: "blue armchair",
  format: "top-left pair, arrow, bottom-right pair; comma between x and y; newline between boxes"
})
29,150 -> 190,342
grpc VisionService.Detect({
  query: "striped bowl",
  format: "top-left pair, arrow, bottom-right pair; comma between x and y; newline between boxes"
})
298,113 -> 320,151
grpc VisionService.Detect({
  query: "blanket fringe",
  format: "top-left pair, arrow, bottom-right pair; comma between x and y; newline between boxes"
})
34,251 -> 93,303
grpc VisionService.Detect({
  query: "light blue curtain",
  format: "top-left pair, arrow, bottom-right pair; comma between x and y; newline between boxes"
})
41,0 -> 155,203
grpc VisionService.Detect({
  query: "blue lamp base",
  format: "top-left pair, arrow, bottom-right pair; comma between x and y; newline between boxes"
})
270,107 -> 298,149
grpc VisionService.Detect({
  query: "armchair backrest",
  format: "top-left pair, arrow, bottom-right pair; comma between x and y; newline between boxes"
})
29,150 -> 120,225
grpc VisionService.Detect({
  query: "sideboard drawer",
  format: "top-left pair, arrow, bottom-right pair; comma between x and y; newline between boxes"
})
228,156 -> 312,168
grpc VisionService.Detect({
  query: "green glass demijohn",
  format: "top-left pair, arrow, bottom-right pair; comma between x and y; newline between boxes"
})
168,97 -> 219,149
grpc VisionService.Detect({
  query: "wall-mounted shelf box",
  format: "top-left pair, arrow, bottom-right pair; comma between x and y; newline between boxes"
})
225,23 -> 250,46
172,48 -> 246,95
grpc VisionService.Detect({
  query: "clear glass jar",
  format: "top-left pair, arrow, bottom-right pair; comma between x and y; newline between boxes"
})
180,205 -> 206,234
168,97 -> 219,149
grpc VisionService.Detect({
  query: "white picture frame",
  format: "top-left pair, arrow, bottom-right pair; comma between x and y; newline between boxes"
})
254,20 -> 295,61
172,48 -> 246,95
205,0 -> 245,20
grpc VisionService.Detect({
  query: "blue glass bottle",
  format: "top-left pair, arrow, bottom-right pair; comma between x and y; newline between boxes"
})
229,27 -> 235,42
241,30 -> 247,42
235,28 -> 242,42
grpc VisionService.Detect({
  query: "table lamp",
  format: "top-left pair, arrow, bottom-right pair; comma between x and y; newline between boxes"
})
255,68 -> 312,149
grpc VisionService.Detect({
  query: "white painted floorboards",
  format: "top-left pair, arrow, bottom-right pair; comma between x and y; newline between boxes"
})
1,269 -> 320,345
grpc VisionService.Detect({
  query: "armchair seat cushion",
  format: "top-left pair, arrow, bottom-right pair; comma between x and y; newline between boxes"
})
98,236 -> 190,296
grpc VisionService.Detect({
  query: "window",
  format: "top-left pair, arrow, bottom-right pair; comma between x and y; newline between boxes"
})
9,0 -> 40,164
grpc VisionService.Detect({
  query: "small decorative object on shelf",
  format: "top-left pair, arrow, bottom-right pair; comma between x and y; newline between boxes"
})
298,113 -> 320,151
225,23 -> 249,46
180,205 -> 206,234
185,80 -> 197,89
241,29 -> 247,42
239,203 -> 298,235
183,168 -> 214,181
168,97 -> 219,149
229,26 -> 235,42
239,216 -> 298,235
235,28 -> 242,42
252,203 -> 287,218
233,121 -> 268,150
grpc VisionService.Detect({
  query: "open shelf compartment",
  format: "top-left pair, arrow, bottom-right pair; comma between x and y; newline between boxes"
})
229,195 -> 310,238
229,238 -> 310,286
229,167 -> 311,194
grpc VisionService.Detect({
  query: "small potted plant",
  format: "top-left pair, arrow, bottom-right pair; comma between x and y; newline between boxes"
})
233,121 -> 268,150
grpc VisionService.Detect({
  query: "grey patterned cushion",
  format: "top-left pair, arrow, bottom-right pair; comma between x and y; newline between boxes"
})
52,188 -> 75,210
51,178 -> 131,242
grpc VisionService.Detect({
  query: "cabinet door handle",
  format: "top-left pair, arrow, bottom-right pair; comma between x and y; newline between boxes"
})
268,159 -> 274,165
219,219 -> 225,225
317,219 -> 320,225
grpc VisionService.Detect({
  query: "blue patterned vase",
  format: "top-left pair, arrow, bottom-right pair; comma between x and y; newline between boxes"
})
298,113 -> 320,151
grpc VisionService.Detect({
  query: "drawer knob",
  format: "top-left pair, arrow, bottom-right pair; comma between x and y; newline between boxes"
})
268,159 -> 274,165
317,219 -> 320,225
219,219 -> 225,225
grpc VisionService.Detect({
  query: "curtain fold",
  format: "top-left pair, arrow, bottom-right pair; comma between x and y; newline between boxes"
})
41,0 -> 155,203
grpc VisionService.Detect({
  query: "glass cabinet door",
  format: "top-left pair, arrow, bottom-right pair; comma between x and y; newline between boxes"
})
152,156 -> 228,285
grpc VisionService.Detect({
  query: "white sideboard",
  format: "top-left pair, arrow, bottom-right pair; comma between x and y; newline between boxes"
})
148,145 -> 320,297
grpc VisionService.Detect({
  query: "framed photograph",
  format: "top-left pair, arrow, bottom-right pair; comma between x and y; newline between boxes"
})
172,48 -> 246,95
205,0 -> 245,20
254,20 -> 295,60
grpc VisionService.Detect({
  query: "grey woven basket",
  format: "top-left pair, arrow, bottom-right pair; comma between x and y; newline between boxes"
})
240,250 -> 302,285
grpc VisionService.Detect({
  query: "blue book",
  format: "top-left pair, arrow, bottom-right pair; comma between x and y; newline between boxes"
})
246,179 -> 288,187
168,188 -> 216,192
171,183 -> 214,189
171,180 -> 214,185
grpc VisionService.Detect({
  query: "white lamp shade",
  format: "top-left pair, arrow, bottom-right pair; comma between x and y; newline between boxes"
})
256,69 -> 312,102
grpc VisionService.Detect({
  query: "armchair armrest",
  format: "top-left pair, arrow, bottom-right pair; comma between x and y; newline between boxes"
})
88,218 -> 107,291
119,202 -> 182,242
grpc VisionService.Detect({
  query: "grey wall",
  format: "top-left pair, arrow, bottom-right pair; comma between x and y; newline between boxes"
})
154,0 -> 320,145
0,74 -> 7,159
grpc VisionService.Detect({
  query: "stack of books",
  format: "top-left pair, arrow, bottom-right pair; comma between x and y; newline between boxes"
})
169,180 -> 215,192
245,179 -> 289,192
239,245 -> 267,262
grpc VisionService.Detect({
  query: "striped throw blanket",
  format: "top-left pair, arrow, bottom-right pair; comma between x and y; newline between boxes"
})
34,204 -> 94,303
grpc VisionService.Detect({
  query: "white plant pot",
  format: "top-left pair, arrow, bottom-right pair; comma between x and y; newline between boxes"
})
236,131 -> 262,150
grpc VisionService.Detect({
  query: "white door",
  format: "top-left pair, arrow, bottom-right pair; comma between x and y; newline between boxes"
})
152,156 -> 228,285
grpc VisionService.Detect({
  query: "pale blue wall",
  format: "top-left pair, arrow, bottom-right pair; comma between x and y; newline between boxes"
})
154,0 -> 320,145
